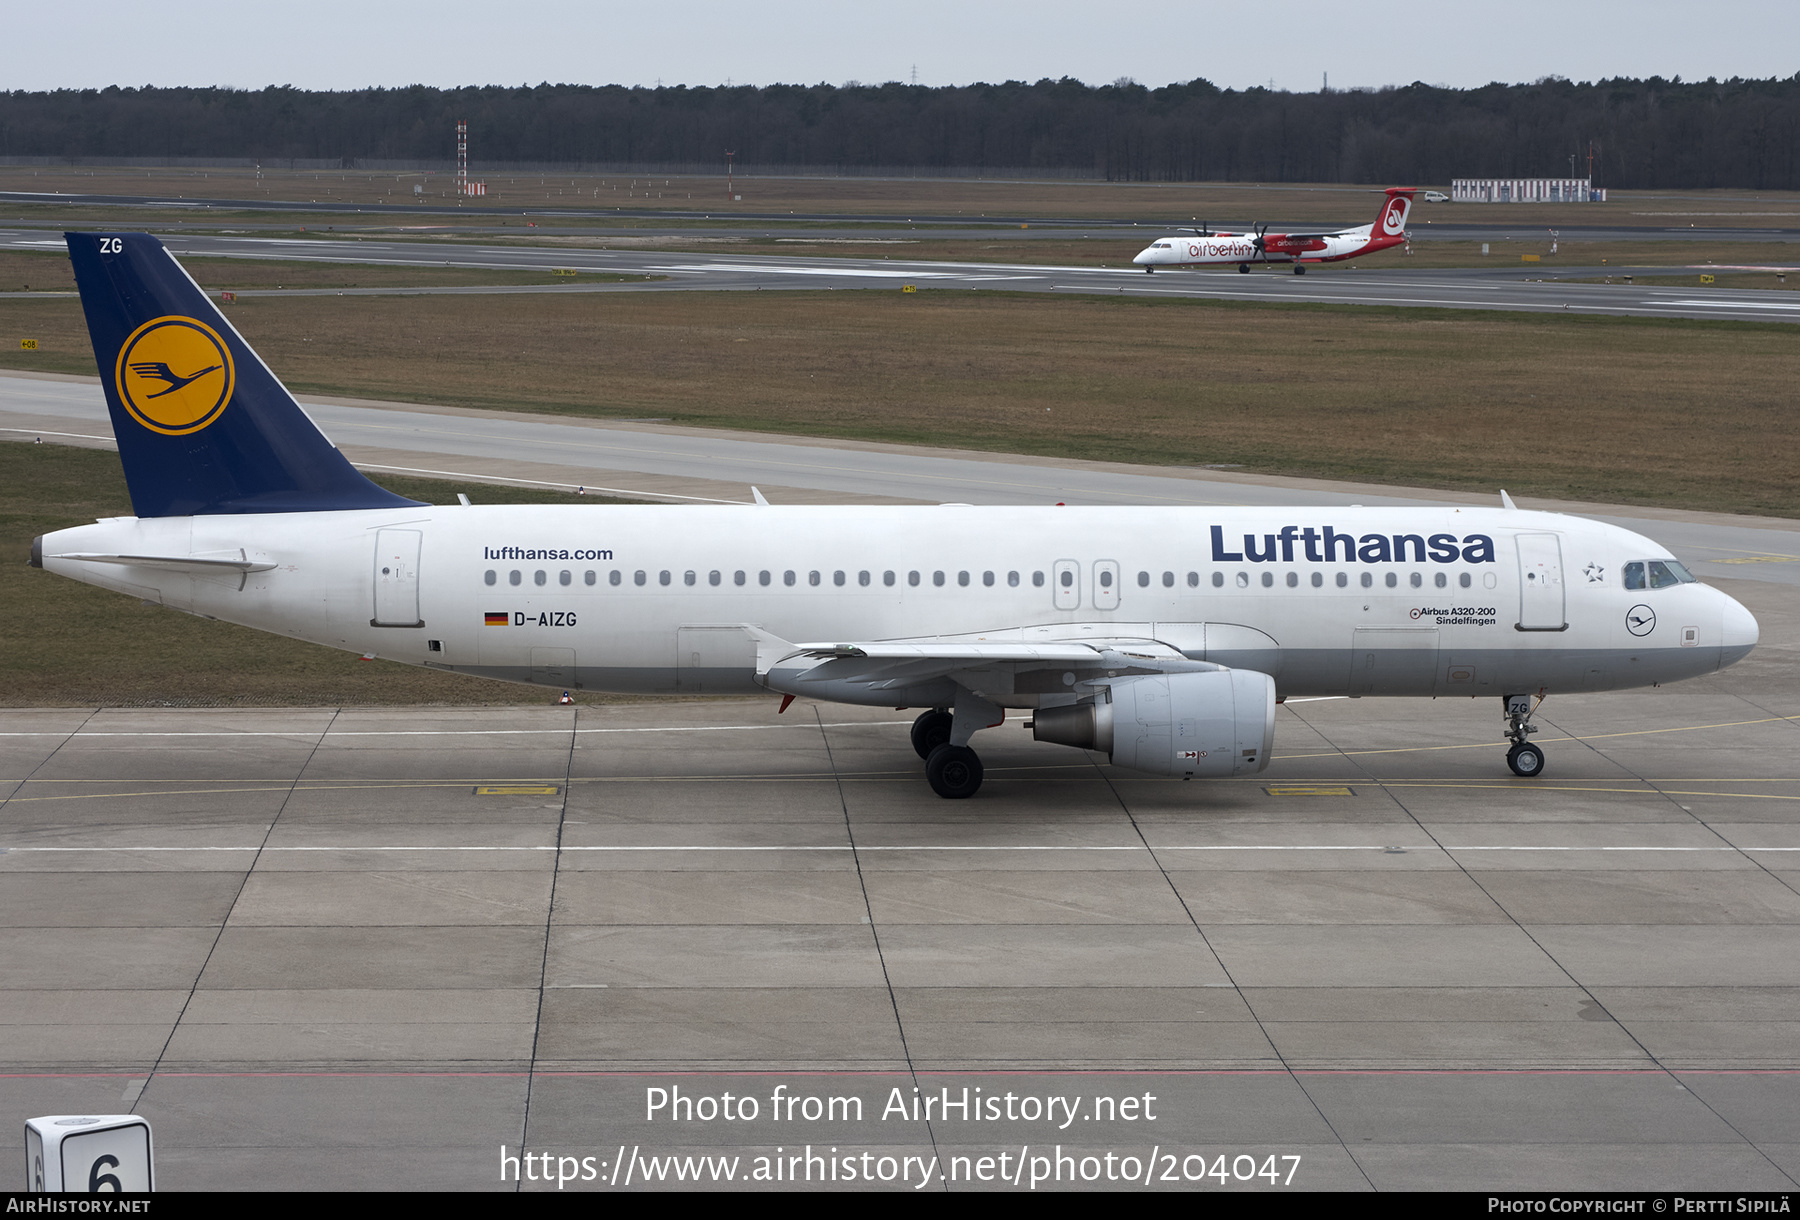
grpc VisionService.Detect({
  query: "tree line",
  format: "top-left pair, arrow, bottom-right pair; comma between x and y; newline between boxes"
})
2,76 -> 1797,189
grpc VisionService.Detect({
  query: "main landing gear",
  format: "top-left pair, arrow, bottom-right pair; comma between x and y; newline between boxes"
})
1144,266 -> 1155,274
1293,265 -> 1307,275
910,698 -> 999,799
1503,693 -> 1546,776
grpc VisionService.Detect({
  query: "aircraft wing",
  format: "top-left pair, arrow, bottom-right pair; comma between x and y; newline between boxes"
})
761,633 -> 1213,694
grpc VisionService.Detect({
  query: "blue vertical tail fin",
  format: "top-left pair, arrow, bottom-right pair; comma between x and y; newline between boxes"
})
65,231 -> 423,517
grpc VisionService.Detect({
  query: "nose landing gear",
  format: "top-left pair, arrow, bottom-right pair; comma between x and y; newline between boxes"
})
1503,693 -> 1545,776
1237,263 -> 1251,274
1293,265 -> 1307,275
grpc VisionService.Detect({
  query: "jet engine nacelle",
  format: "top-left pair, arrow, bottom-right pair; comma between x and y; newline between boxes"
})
1032,669 -> 1276,777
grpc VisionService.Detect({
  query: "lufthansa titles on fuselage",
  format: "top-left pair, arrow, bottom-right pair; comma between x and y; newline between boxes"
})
1211,525 -> 1495,565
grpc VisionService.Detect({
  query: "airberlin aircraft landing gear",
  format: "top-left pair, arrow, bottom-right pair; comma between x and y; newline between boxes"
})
1503,693 -> 1546,776
1238,263 -> 1251,274
1293,265 -> 1307,275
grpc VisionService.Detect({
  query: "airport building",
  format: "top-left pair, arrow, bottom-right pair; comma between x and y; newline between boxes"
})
1451,177 -> 1606,202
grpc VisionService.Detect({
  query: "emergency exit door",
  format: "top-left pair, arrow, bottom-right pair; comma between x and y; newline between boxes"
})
1515,533 -> 1567,631
372,529 -> 422,627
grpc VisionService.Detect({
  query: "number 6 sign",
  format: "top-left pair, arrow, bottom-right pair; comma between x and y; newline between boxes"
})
24,1115 -> 153,1192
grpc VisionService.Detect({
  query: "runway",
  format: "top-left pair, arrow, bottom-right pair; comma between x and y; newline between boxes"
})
6,370 -> 1800,592
3,568 -> 1797,1190
4,227 -> 1797,322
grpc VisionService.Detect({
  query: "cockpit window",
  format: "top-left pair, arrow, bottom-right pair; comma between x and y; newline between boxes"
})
1623,562 -> 1644,590
1648,560 -> 1695,587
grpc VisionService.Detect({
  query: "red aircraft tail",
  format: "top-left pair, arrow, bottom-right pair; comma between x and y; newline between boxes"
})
1374,188 -> 1416,240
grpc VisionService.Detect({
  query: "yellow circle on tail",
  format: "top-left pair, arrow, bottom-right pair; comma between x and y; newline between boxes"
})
115,316 -> 235,435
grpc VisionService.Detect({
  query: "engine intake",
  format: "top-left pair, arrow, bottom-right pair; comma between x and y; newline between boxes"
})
1032,669 -> 1276,778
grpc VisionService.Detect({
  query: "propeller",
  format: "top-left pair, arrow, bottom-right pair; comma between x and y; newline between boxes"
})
1251,221 -> 1270,256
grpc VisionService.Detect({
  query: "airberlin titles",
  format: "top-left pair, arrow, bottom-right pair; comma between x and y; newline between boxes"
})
1212,525 -> 1496,566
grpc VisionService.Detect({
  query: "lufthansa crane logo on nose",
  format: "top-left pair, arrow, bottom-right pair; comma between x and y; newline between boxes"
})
1626,604 -> 1657,636
115,315 -> 235,435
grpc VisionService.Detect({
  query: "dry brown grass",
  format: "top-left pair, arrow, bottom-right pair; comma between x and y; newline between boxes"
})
10,164 -> 1800,227
3,287 -> 1795,517
0,248 -> 652,293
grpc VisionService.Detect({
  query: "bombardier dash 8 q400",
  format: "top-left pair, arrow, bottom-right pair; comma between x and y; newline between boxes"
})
1133,187 -> 1418,275
33,234 -> 1757,798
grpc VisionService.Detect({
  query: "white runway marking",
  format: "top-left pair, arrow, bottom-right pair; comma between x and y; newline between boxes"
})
0,721 -> 915,738
5,843 -> 1793,854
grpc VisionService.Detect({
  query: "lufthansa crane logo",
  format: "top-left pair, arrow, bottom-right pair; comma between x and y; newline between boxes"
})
1626,603 -> 1657,636
114,316 -> 235,435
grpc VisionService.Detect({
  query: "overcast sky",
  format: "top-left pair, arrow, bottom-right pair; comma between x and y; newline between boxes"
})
10,1 -> 1796,94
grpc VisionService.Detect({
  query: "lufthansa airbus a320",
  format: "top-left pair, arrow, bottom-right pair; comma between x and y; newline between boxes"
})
32,233 -> 1757,798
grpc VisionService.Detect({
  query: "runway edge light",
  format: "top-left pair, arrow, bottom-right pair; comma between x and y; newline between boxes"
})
25,1114 -> 154,1192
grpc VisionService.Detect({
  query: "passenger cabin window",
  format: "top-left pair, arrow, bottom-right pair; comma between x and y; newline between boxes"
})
585,571 -> 597,586
1211,572 -> 1224,588
484,570 -> 497,586
560,570 -> 572,586
684,571 -> 696,586
759,570 -> 772,586
1008,571 -> 1020,587
734,570 -> 746,586
610,570 -> 622,586
1137,571 -> 1149,587
509,570 -> 522,586
884,571 -> 896,586
634,571 -> 647,586
1162,571 -> 1174,588
860,571 -> 872,586
709,571 -> 721,586
1033,572 -> 1045,587
535,570 -> 547,586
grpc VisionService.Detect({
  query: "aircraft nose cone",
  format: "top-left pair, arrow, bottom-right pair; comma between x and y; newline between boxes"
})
1719,593 -> 1759,670
1133,249 -> 1151,264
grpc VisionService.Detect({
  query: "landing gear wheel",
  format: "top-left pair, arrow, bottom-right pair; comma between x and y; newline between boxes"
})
1237,263 -> 1251,274
1294,265 -> 1307,275
910,709 -> 953,760
1144,266 -> 1155,274
925,744 -> 984,798
1507,742 -> 1546,777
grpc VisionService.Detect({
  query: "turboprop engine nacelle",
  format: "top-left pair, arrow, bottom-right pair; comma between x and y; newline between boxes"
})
1032,669 -> 1276,777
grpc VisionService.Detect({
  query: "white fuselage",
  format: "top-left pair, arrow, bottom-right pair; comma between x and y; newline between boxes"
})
39,504 -> 1757,706
1133,226 -> 1379,269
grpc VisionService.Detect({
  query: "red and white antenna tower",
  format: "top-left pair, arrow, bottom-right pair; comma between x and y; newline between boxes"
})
454,119 -> 485,197
456,120 -> 468,195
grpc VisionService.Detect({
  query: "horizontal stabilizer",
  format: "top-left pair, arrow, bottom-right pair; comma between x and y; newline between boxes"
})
49,551 -> 278,573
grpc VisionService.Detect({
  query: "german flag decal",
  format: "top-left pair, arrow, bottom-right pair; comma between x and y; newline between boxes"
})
484,612 -> 508,626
